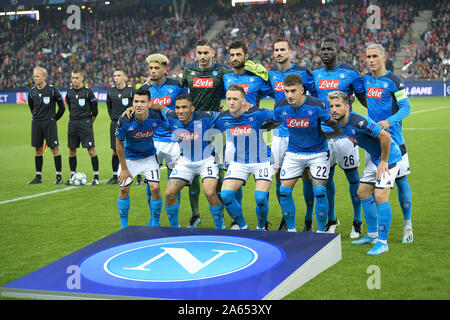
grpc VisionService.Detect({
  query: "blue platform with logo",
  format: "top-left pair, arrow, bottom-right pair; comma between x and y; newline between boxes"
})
1,226 -> 341,300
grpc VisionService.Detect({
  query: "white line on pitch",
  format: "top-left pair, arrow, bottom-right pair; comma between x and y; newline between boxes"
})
411,105 -> 450,114
0,186 -> 80,204
404,127 -> 450,130
0,167 -> 166,205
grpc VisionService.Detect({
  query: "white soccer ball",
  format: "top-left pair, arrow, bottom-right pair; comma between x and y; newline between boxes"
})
71,172 -> 87,186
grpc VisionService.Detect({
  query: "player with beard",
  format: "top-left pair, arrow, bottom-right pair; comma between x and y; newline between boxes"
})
328,90 -> 402,255
181,39 -> 232,228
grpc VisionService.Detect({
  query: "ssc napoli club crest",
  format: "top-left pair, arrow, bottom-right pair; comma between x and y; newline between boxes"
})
1,226 -> 341,300
80,235 -> 284,289
212,71 -> 219,77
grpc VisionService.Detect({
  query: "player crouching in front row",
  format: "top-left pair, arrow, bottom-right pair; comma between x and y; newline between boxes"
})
328,90 -> 402,255
155,94 -> 224,229
115,88 -> 165,229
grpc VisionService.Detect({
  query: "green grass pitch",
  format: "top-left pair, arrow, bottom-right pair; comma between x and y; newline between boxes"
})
0,97 -> 449,300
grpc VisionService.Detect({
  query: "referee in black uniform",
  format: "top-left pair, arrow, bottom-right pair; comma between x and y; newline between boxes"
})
105,66 -> 136,185
27,67 -> 65,185
65,69 -> 100,185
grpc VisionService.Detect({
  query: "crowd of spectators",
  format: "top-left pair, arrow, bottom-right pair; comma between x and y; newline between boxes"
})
0,3 -> 216,88
210,1 -> 416,75
402,1 -> 449,79
0,0 -> 447,89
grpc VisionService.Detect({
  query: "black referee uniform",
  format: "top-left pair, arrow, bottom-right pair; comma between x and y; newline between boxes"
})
105,84 -> 135,184
65,86 -> 99,184
27,83 -> 65,184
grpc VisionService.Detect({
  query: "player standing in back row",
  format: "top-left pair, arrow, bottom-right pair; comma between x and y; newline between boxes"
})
364,43 -> 413,243
181,39 -> 231,228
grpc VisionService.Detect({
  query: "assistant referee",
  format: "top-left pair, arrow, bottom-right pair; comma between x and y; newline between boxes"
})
27,66 -> 65,185
65,68 -> 100,185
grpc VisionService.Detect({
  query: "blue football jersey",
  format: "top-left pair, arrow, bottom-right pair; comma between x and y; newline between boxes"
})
273,95 -> 331,154
215,106 -> 273,164
141,79 -> 187,143
162,108 -> 219,162
115,110 -> 166,160
268,64 -> 317,137
223,71 -> 273,107
363,71 -> 411,146
312,63 -> 365,133
339,112 -> 402,166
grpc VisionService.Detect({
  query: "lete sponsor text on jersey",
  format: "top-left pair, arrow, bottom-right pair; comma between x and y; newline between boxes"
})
318,79 -> 339,90
193,78 -> 214,88
177,131 -> 200,141
367,87 -> 383,99
287,118 -> 310,128
152,96 -> 171,106
230,125 -> 252,136
132,130 -> 154,139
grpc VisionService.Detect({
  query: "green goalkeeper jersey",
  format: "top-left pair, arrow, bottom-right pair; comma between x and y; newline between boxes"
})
182,62 -> 231,112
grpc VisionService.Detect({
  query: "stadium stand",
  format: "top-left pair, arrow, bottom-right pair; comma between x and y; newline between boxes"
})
401,1 -> 449,79
211,1 -> 417,74
0,2 -> 216,88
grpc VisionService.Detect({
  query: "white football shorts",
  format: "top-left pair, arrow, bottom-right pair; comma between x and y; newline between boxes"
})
360,152 -> 400,189
271,135 -> 289,170
169,155 -> 219,185
118,155 -> 160,187
280,151 -> 330,181
396,145 -> 411,178
224,161 -> 274,184
154,141 -> 181,171
328,137 -> 360,169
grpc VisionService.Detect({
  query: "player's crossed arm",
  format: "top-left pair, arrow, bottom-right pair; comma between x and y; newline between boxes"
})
322,117 -> 343,139
376,129 -> 392,180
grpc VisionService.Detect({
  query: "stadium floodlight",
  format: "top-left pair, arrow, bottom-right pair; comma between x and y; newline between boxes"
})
231,0 -> 287,7
0,10 -> 40,20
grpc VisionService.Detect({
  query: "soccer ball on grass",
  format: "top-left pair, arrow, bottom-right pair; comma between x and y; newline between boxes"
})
71,172 -> 88,186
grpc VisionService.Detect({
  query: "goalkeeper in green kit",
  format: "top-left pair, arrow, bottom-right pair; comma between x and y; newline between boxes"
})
181,38 -> 269,228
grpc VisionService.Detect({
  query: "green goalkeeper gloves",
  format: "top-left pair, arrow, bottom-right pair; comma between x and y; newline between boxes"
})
244,60 -> 269,81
